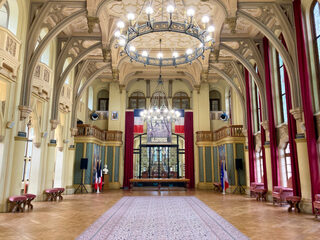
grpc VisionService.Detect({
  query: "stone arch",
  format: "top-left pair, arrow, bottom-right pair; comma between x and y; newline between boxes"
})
237,10 -> 301,109
219,43 -> 267,121
210,65 -> 247,126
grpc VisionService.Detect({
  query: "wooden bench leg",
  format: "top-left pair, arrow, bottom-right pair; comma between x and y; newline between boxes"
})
288,201 -> 293,212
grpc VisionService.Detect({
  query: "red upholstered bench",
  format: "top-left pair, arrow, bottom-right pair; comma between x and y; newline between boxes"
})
255,188 -> 267,201
272,186 -> 293,206
54,188 -> 65,200
314,194 -> 320,218
24,194 -> 36,210
8,196 -> 27,213
45,188 -> 59,201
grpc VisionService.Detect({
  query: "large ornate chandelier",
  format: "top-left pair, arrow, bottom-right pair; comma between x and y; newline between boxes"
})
114,0 -> 215,66
140,39 -> 181,123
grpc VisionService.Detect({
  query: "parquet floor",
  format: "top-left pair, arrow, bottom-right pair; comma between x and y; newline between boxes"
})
0,190 -> 319,240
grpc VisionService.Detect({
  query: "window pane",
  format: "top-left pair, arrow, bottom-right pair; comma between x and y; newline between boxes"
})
314,3 -> 320,36
129,98 -> 137,109
26,161 -> 31,181
280,68 -> 286,94
278,55 -> 283,67
0,5 -> 8,28
282,95 -> 288,122
138,99 -> 145,109
317,38 -> 320,63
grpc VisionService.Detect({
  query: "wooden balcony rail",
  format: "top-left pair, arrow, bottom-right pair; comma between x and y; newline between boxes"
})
76,124 -> 122,142
0,27 -> 21,78
196,125 -> 244,142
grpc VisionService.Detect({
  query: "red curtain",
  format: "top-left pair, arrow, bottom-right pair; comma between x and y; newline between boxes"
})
281,36 -> 301,196
123,111 -> 134,188
245,69 -> 255,183
259,100 -> 268,190
263,38 -> 279,188
293,0 -> 320,201
184,112 -> 195,188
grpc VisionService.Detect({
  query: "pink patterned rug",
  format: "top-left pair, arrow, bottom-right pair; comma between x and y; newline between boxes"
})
77,196 -> 248,240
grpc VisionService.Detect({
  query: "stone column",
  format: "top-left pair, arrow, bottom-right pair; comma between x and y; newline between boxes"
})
65,129 -> 77,194
9,136 -> 28,196
44,120 -> 59,189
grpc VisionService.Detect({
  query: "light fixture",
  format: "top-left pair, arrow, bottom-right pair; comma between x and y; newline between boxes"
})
117,21 -> 125,29
145,6 -> 154,15
140,39 -> 181,124
201,15 -> 210,23
187,8 -> 195,17
129,45 -> 136,52
113,0 -> 215,66
186,48 -> 193,55
166,5 -> 175,13
142,50 -> 149,57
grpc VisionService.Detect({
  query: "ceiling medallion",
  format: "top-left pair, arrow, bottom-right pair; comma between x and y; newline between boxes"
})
114,0 -> 215,66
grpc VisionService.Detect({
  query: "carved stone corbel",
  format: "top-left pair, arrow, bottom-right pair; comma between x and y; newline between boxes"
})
18,105 -> 32,120
194,85 -> 200,94
70,128 -> 78,136
50,119 -> 60,131
112,68 -> 119,82
260,120 -> 269,131
290,107 -> 303,122
119,84 -> 125,93
87,16 -> 100,33
102,47 -> 111,62
225,17 -> 237,34
201,70 -> 209,82
210,49 -> 220,62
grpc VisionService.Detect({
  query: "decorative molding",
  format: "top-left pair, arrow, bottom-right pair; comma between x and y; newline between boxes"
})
290,107 -> 303,122
225,17 -> 237,34
18,105 -> 32,120
261,120 -> 269,131
87,16 -> 100,33
50,119 -> 60,130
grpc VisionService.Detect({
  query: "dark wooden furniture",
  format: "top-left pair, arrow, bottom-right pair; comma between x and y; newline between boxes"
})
45,188 -> 59,201
129,178 -> 190,190
213,182 -> 222,192
8,196 -> 27,213
24,194 -> 36,210
286,196 -> 301,213
255,188 -> 267,201
314,194 -> 320,218
55,188 -> 65,200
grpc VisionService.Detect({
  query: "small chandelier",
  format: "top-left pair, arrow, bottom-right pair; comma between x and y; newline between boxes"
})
114,0 -> 215,66
140,39 -> 181,122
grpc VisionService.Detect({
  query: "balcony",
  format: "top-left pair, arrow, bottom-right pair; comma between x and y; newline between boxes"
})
0,27 -> 21,79
76,124 -> 122,143
32,63 -> 52,100
60,84 -> 72,112
196,125 -> 244,143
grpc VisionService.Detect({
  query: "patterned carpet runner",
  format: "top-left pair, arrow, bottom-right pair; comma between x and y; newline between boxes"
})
78,196 -> 248,240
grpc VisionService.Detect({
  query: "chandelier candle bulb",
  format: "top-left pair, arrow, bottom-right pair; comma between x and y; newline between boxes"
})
207,25 -> 215,32
172,51 -> 179,58
114,30 -> 121,37
167,5 -> 175,13
129,46 -> 136,52
142,51 -> 149,57
186,48 -> 193,55
117,21 -> 125,29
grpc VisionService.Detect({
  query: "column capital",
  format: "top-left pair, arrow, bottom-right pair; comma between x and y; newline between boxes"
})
290,107 -> 303,122
261,120 -> 269,131
87,16 -> 100,33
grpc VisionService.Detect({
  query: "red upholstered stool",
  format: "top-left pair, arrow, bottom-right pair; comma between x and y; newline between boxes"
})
255,188 -> 267,201
54,188 -> 65,200
8,196 -> 27,213
45,189 -> 59,201
23,194 -> 36,210
286,196 -> 301,213
313,194 -> 320,218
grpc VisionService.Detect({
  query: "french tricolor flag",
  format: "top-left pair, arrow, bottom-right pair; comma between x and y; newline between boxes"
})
134,109 -> 144,133
174,109 -> 184,134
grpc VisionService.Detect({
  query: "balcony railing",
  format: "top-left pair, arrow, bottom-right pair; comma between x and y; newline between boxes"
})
32,63 -> 52,100
196,125 -> 244,142
76,124 -> 122,142
0,27 -> 21,78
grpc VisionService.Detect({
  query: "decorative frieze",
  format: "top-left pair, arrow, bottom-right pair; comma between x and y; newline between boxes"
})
32,63 -> 52,100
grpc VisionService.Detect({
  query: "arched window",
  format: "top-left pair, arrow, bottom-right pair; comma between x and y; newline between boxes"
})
255,149 -> 263,183
276,52 -> 288,123
151,91 -> 168,108
88,86 -> 93,111
279,143 -> 292,188
0,2 -> 9,28
7,0 -> 18,35
97,89 -> 109,111
129,91 -> 146,109
172,92 -> 190,109
40,45 -> 50,66
209,90 -> 221,111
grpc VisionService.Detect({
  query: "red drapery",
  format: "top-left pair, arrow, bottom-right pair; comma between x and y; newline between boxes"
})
123,111 -> 134,188
263,38 -> 279,188
281,36 -> 301,196
245,69 -> 255,183
293,0 -> 320,201
259,100 -> 268,190
184,112 -> 195,188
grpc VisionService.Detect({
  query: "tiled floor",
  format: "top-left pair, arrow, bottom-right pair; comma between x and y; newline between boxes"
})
0,190 -> 319,240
